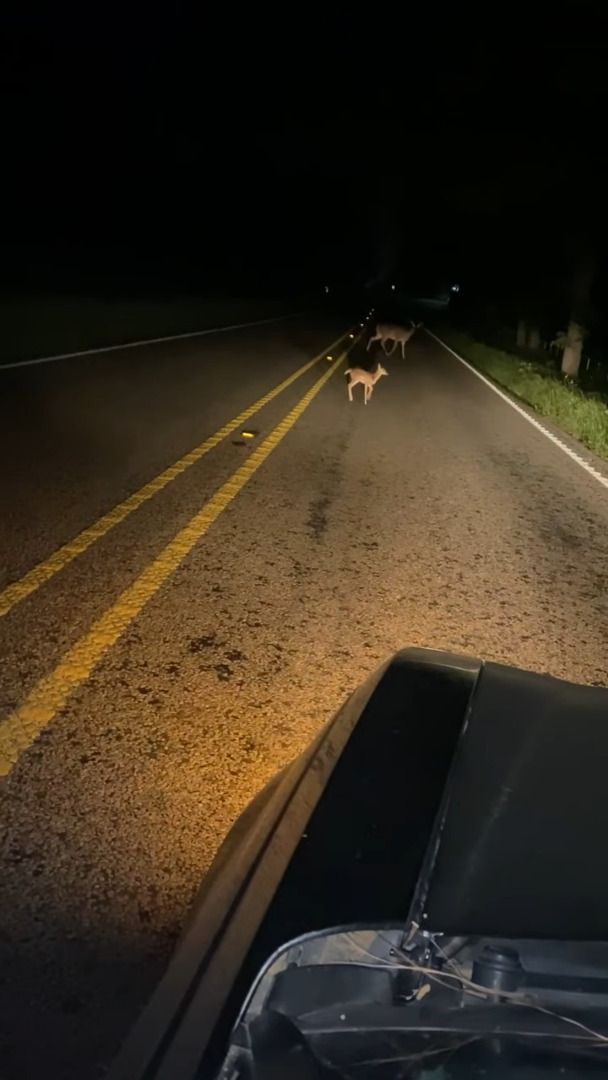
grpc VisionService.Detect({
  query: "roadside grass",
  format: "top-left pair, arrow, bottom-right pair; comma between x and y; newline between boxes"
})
439,327 -> 608,461
0,295 -> 294,366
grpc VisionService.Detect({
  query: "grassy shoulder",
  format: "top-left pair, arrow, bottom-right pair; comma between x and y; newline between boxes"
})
0,295 -> 295,366
439,327 -> 608,461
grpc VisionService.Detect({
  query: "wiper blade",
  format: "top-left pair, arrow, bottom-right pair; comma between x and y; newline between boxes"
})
297,1001 -> 608,1044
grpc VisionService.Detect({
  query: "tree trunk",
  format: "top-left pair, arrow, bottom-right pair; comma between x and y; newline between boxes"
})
562,246 -> 595,377
561,320 -> 584,377
516,319 -> 527,347
527,326 -> 541,350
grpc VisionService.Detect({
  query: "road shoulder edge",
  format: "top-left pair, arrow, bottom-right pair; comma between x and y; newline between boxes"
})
427,328 -> 608,493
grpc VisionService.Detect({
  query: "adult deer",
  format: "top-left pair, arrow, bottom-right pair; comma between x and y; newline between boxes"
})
366,320 -> 422,358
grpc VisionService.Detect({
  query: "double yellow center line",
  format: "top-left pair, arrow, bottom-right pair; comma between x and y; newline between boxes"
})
0,331 -> 358,775
0,329 -> 351,619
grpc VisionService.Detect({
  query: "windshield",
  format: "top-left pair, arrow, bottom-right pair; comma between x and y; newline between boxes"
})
216,926 -> 608,1078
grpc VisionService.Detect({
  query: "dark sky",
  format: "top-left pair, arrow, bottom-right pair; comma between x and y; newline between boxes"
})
3,4 -> 608,296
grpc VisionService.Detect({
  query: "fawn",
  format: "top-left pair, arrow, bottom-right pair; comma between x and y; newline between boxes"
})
345,362 -> 388,404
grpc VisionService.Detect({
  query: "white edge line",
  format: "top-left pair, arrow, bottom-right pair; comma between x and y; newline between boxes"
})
0,310 -> 305,372
426,327 -> 608,493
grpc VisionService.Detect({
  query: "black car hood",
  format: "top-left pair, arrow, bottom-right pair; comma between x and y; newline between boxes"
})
108,647 -> 608,1080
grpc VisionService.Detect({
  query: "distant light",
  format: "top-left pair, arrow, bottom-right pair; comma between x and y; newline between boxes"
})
326,355 -> 333,362
360,322 -> 364,327
391,284 -> 396,291
349,333 -> 354,338
325,285 -> 329,293
451,284 -> 460,292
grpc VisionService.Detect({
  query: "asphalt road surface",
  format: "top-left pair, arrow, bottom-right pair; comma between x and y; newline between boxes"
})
3,311 -> 608,1078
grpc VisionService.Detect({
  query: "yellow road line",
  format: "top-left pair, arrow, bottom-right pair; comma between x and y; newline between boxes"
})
0,328 -> 351,618
0,344 -> 355,776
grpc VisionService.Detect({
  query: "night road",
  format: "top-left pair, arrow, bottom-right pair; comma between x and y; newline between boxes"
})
2,312 -> 608,1079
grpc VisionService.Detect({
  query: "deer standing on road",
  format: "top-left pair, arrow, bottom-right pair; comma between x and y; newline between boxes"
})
366,321 -> 422,358
345,362 -> 388,404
